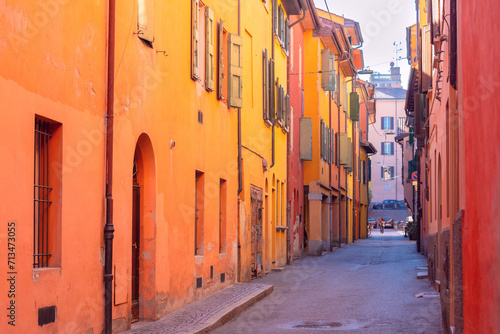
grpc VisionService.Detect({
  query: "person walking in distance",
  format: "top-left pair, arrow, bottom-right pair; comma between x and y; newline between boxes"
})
380,218 -> 385,234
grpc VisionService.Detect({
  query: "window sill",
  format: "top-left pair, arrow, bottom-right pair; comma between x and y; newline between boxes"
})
32,267 -> 62,282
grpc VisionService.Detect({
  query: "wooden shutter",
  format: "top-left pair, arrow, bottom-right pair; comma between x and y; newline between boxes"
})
421,24 -> 432,92
228,33 -> 243,108
273,0 -> 278,35
321,49 -> 330,90
390,117 -> 394,130
269,58 -> 275,124
276,79 -> 281,125
381,167 -> 384,180
331,129 -> 335,165
300,118 -> 313,161
217,20 -> 224,100
138,0 -> 154,43
328,128 -> 331,164
191,0 -> 200,80
205,6 -> 214,91
285,18 -> 290,53
281,86 -> 285,125
349,92 -> 359,121
320,120 -> 323,159
263,49 -> 269,121
390,142 -> 394,155
381,142 -> 384,155
285,94 -> 290,131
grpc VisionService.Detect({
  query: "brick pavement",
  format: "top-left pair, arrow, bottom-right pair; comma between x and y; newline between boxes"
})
126,283 -> 273,334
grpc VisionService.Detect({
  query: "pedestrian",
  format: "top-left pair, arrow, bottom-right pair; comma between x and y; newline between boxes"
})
380,218 -> 385,234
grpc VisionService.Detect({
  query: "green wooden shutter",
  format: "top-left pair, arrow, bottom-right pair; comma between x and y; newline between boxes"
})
228,33 -> 243,108
349,92 -> 360,121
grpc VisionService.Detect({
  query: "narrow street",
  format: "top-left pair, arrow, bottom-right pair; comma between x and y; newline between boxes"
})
212,230 -> 442,334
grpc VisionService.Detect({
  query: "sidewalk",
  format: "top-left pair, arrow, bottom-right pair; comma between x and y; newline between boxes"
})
126,283 -> 273,334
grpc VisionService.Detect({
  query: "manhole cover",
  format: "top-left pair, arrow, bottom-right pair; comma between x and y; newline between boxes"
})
293,321 -> 342,329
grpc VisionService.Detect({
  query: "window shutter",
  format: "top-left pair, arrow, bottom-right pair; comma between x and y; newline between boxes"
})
329,56 -> 335,90
228,33 -> 243,108
285,94 -> 290,131
276,79 -> 281,125
368,158 -> 372,181
273,0 -> 278,35
263,49 -> 269,121
191,0 -> 200,80
269,58 -> 275,124
281,86 -> 285,125
390,117 -> 394,130
381,167 -> 384,179
328,128 -> 331,164
321,49 -> 330,90
285,18 -> 290,53
205,6 -> 215,91
279,6 -> 284,43
390,166 -> 395,178
331,129 -> 335,165
320,120 -> 324,159
137,0 -> 154,43
391,142 -> 394,155
349,92 -> 359,121
217,20 -> 224,100
381,142 -> 384,155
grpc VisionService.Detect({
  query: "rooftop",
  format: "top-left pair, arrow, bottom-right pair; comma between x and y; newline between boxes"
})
374,88 -> 408,100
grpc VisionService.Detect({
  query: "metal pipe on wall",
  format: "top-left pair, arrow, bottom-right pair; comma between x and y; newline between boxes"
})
104,0 -> 116,332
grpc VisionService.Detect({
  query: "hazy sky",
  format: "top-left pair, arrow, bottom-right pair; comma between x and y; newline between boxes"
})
313,0 -> 416,88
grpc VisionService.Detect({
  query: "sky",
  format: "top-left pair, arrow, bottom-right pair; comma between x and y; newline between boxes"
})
313,0 -> 416,89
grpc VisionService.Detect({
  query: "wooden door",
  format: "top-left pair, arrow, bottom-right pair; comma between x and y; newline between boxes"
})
251,186 -> 263,278
131,184 -> 140,322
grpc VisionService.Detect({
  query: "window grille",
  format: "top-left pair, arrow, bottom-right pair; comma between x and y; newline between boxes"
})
34,119 -> 52,268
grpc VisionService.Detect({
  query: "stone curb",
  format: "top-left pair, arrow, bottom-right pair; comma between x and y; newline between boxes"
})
185,284 -> 273,334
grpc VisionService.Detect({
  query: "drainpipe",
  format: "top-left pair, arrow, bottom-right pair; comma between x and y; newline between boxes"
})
329,91 -> 333,250
337,63 -> 342,248
289,0 -> 308,28
270,0 -> 276,169
104,0 -> 116,332
352,79 -> 356,241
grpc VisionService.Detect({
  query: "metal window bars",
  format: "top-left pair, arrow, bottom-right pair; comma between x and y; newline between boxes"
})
34,119 -> 52,268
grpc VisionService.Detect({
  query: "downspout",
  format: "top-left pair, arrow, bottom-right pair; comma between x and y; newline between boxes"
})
104,0 -> 116,332
337,62 -> 342,247
289,0 -> 308,28
237,0 -> 242,283
352,80 -> 356,241
270,0 -> 275,169
329,91 -> 333,250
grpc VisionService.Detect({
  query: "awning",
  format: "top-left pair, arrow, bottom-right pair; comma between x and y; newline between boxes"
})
360,140 -> 377,154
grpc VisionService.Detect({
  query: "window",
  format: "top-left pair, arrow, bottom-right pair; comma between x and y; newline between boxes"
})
219,179 -> 227,253
205,6 -> 215,91
381,142 -> 395,155
262,49 -> 269,122
228,33 -> 243,108
191,0 -> 201,80
217,20 -> 225,100
381,166 -> 395,180
137,0 -> 154,44
321,49 -> 336,91
397,117 -> 406,135
34,117 -> 62,268
363,161 -> 367,184
381,117 -> 394,130
320,120 -> 331,163
195,171 -> 204,255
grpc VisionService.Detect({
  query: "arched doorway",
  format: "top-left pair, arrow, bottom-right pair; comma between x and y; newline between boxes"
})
131,133 -> 156,322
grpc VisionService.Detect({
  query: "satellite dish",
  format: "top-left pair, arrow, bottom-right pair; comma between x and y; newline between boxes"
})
390,61 -> 395,67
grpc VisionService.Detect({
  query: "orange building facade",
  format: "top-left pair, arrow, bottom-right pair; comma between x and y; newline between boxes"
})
0,0 -> 378,332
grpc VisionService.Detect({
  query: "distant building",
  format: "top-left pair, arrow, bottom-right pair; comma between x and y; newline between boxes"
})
368,66 -> 406,204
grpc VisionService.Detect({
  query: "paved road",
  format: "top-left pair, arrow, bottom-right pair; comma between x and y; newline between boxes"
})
212,229 -> 442,334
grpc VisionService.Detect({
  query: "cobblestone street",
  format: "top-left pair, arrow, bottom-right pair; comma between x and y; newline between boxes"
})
212,230 -> 442,334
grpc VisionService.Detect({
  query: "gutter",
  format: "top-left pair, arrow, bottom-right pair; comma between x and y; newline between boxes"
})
289,0 -> 308,28
104,0 -> 116,332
